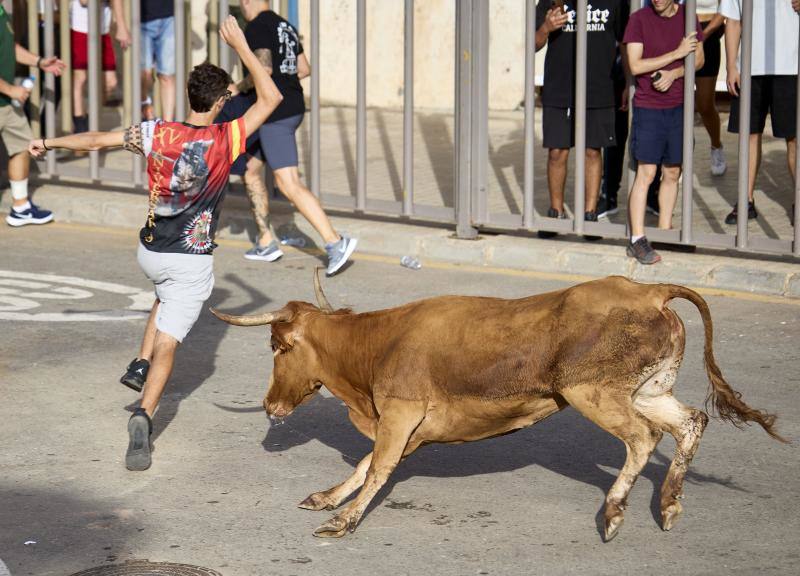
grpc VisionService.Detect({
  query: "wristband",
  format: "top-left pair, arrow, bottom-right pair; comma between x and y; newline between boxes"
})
42,139 -> 50,151
36,56 -> 43,69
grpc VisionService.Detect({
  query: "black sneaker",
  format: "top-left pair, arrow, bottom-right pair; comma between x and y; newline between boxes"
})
537,207 -> 567,239
596,194 -> 618,219
583,210 -> 602,242
626,237 -> 662,265
126,408 -> 152,471
724,201 -> 757,225
120,358 -> 149,393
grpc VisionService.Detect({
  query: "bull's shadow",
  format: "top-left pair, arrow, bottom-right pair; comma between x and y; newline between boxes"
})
261,394 -> 745,532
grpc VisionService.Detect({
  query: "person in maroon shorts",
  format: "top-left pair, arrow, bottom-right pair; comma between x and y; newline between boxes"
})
70,0 -> 130,134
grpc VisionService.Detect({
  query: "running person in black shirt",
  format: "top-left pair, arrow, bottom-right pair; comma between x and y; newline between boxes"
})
220,0 -> 357,275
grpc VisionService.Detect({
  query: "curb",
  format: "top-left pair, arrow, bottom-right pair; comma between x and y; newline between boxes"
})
7,181 -> 800,299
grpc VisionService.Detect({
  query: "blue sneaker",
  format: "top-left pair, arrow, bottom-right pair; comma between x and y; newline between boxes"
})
325,235 -> 358,276
244,240 -> 284,262
6,203 -> 54,227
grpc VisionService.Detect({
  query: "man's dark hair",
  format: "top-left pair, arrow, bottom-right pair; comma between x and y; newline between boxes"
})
187,63 -> 232,113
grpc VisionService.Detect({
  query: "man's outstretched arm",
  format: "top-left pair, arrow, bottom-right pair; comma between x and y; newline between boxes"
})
29,131 -> 125,158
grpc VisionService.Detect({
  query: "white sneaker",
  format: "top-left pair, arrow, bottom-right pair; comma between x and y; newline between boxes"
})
710,147 -> 726,176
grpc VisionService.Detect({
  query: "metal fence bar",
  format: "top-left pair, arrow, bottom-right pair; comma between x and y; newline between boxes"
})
60,0 -> 72,134
795,19 -> 800,257
174,0 -> 186,120
736,0 -> 753,248
522,0 -> 536,230
88,0 -> 100,180
310,0 -> 320,198
44,0 -> 56,175
356,0 -> 367,211
626,0 -> 643,201
402,0 -> 414,217
454,0 -> 478,239
27,0 -> 40,139
681,0 -> 697,244
131,0 -> 143,186
219,0 -> 231,71
471,0 -> 489,224
573,0 -> 587,234
209,0 -> 219,66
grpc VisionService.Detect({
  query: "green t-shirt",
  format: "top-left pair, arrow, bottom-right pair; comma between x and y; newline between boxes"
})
0,5 -> 17,108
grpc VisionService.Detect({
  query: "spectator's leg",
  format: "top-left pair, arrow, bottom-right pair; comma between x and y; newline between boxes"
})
158,75 -> 176,122
141,69 -> 155,119
747,134 -> 761,202
786,137 -> 796,183
657,165 -> 681,230
243,155 -> 277,247
547,148 -> 569,213
103,70 -> 118,103
274,166 -> 340,245
72,69 -> 88,132
8,152 -> 30,208
585,147 -> 601,212
695,77 -> 722,149
629,163 -> 658,238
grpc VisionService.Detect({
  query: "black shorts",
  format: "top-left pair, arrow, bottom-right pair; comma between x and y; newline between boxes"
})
542,106 -> 616,149
697,23 -> 723,78
728,75 -> 798,138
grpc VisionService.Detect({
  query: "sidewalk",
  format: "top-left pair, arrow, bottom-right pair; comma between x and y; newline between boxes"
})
4,181 -> 800,299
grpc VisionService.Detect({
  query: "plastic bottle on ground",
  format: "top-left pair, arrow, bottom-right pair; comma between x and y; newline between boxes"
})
400,255 -> 422,270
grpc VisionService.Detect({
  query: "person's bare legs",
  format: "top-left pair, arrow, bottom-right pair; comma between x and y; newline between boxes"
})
139,330 -> 179,417
103,70 -> 118,102
141,69 -> 155,119
657,165 -> 682,229
786,137 -> 796,182
8,152 -> 30,209
73,69 -> 87,118
629,163 -> 658,238
158,74 -> 176,122
695,77 -> 722,149
547,148 -> 569,213
585,147 -> 602,212
136,299 -> 159,363
243,156 -> 277,247
273,166 -> 340,245
746,133 -> 762,202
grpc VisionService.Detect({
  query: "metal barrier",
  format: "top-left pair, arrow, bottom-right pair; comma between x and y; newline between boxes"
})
23,0 -> 800,258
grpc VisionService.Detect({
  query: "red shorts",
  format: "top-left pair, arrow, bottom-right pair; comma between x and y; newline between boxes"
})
71,30 -> 116,71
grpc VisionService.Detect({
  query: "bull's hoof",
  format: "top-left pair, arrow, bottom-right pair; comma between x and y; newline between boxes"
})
298,492 -> 336,511
661,502 -> 683,531
603,514 -> 624,542
313,515 -> 352,538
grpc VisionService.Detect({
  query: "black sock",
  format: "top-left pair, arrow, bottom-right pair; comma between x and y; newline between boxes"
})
73,115 -> 89,134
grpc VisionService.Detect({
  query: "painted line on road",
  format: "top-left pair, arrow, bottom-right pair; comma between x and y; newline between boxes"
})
44,222 -> 800,308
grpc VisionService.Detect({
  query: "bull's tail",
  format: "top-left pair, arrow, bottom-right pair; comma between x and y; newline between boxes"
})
665,285 -> 788,443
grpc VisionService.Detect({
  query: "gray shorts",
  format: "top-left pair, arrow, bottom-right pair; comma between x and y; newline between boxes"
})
256,114 -> 303,170
137,243 -> 214,343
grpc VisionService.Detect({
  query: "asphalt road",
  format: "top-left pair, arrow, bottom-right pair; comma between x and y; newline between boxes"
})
1,222 -> 798,576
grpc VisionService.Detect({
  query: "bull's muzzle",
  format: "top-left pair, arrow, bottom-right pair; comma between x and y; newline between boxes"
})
265,399 -> 292,420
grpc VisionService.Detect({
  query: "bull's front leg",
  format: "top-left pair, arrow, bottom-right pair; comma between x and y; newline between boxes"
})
298,452 -> 373,511
313,400 -> 426,537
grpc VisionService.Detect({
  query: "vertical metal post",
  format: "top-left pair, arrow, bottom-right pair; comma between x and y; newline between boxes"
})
574,0 -> 588,234
681,0 -> 697,244
626,0 -> 643,199
219,0 -> 231,71
470,0 -> 489,224
88,0 -> 100,180
288,0 -> 299,28
60,0 -> 72,135
122,0 -> 132,128
402,0 -> 414,216
174,0 -> 186,120
736,0 -> 753,248
794,19 -> 800,257
27,0 -> 40,139
209,0 -> 220,66
310,0 -> 320,198
44,0 -> 56,175
132,0 -> 143,186
454,0 -> 478,239
356,0 -> 367,210
522,0 -> 536,229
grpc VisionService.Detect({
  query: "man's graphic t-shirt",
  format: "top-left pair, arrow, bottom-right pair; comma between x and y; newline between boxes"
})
243,10 -> 305,122
535,0 -> 629,109
132,118 -> 246,255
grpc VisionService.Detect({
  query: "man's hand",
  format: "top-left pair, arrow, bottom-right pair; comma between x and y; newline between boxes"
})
39,56 -> 66,76
116,26 -> 132,50
220,15 -> 247,52
8,84 -> 31,104
652,69 -> 675,93
674,32 -> 698,59
727,66 -> 740,96
28,139 -> 46,159
543,7 -> 568,33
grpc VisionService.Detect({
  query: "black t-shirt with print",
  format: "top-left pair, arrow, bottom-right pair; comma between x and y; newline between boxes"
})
243,10 -> 305,122
141,0 -> 173,23
535,0 -> 629,109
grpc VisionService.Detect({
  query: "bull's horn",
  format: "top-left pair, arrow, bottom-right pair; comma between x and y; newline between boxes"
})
209,307 -> 291,326
314,267 -> 334,312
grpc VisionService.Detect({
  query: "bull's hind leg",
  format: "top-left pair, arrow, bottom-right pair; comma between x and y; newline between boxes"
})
634,392 -> 708,531
561,385 -> 663,542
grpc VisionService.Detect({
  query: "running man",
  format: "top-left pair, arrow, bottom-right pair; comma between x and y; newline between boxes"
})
29,16 -> 283,471
219,0 -> 356,275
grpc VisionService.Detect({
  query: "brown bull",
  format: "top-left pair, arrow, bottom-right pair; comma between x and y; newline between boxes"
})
212,272 -> 785,541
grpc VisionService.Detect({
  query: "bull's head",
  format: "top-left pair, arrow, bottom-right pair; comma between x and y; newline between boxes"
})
210,269 -> 339,421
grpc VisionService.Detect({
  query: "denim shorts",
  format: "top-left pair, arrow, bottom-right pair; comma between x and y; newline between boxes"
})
141,17 -> 175,76
631,105 -> 684,166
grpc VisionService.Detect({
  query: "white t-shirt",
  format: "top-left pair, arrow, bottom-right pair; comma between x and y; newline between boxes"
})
70,0 -> 112,35
696,0 -> 720,14
720,0 -> 799,76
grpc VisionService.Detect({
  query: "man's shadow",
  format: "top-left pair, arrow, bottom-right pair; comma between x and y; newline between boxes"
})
261,394 -> 745,538
127,273 -> 272,440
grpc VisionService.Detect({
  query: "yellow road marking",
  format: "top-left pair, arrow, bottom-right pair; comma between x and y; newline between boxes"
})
40,221 -> 800,307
